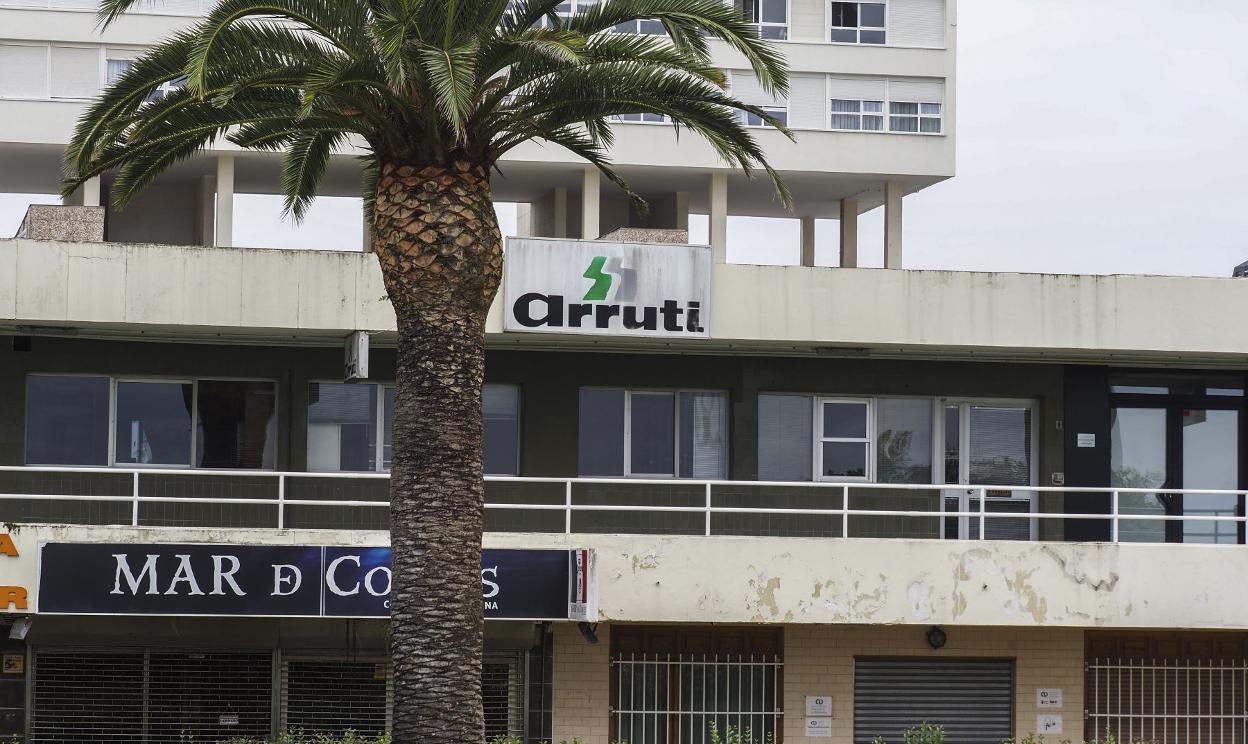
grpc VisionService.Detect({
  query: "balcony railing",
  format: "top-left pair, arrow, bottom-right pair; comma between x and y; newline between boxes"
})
1,466 -> 1245,544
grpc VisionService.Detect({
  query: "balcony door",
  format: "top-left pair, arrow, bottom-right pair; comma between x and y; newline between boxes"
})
1110,401 -> 1242,544
939,399 -> 1038,540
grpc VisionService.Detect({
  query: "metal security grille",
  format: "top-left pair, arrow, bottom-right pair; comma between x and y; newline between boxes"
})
30,650 -> 271,744
282,659 -> 391,737
611,654 -> 783,744
853,659 -> 1013,744
484,651 -> 527,742
30,652 -> 145,743
1087,658 -> 1248,744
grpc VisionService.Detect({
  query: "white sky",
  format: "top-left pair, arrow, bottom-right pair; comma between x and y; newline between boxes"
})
4,0 -> 1247,277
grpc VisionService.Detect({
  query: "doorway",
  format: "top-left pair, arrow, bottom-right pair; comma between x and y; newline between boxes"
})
937,399 -> 1038,541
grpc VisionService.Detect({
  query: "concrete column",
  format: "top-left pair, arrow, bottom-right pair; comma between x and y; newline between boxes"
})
532,187 -> 568,238
884,180 -> 903,269
650,191 -> 690,230
709,172 -> 728,263
61,176 -> 100,207
197,174 -> 217,246
581,166 -> 600,240
839,197 -> 858,268
799,216 -> 816,267
215,154 -> 235,247
514,203 -> 532,238
362,208 -> 374,253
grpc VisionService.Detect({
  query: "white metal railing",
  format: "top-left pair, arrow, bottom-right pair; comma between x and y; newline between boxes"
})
0,466 -> 1246,543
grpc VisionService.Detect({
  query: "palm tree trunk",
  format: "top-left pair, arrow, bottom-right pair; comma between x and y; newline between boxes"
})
373,159 -> 503,744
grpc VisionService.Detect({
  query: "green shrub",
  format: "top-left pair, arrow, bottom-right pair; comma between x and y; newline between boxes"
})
871,722 -> 945,744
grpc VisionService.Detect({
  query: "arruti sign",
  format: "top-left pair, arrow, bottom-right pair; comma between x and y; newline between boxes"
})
503,238 -> 712,338
37,543 -> 595,620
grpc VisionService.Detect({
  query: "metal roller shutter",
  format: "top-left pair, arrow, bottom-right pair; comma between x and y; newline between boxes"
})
282,659 -> 391,737
30,652 -> 145,743
853,659 -> 1013,744
483,651 -> 527,742
727,70 -> 784,108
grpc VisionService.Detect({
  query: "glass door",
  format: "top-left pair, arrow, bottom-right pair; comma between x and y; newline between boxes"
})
1109,407 -> 1168,542
1182,408 -> 1239,543
941,400 -> 1037,540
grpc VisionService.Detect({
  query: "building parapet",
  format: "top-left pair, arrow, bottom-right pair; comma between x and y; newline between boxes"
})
13,205 -> 103,242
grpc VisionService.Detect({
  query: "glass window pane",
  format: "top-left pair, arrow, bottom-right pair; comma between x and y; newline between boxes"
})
758,394 -> 813,482
307,383 -> 377,472
1182,409 -> 1239,544
678,392 -> 727,479
1110,407 -> 1167,543
943,405 -> 960,484
1208,387 -> 1245,397
863,115 -> 884,131
1110,385 -> 1168,394
106,59 -> 132,84
761,0 -> 785,23
770,109 -> 789,125
578,389 -> 625,476
919,117 -> 942,133
830,2 -> 856,27
859,29 -> 885,43
116,381 -> 193,465
630,393 -> 675,475
876,399 -> 933,484
890,116 -> 919,132
760,25 -> 788,39
25,375 -> 110,465
822,402 -> 868,439
863,100 -> 884,112
830,99 -> 861,113
484,384 -> 520,476
830,28 -> 858,42
195,380 -> 277,469
639,19 -> 664,34
382,387 -> 394,470
860,3 -> 886,27
890,102 -> 919,114
822,442 -> 867,478
968,406 -> 1031,486
830,114 -> 861,130
920,102 -> 942,115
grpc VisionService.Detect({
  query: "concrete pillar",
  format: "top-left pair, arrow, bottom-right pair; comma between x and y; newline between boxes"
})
532,187 -> 568,238
61,176 -> 101,207
362,208 -> 374,253
581,166 -> 600,240
215,154 -> 235,247
709,172 -> 728,263
799,216 -> 816,267
839,197 -> 858,268
197,174 -> 217,246
515,203 -> 532,238
884,180 -> 903,269
651,191 -> 690,230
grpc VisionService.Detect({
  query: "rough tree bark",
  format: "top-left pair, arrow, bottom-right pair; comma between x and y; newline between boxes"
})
372,158 -> 503,744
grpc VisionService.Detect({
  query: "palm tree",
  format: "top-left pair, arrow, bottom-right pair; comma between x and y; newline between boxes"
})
63,0 -> 790,740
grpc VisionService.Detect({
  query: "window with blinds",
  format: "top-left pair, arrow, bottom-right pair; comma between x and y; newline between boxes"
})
578,389 -> 729,479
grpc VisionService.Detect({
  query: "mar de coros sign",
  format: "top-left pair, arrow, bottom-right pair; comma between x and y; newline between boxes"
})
503,237 -> 712,339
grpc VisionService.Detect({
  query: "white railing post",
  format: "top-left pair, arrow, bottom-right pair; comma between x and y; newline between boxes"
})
277,474 -> 286,530
1111,489 -> 1120,543
565,479 -> 573,535
977,487 -> 987,540
842,485 -> 850,538
131,470 -> 140,526
704,482 -> 712,536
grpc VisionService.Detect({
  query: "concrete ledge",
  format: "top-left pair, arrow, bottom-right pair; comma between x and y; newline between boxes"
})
15,205 -> 104,242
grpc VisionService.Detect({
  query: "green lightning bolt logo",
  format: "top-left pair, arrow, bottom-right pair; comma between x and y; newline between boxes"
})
582,255 -> 612,301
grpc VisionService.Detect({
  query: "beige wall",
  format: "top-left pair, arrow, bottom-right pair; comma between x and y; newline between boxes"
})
784,625 -> 1084,744
552,622 -> 613,744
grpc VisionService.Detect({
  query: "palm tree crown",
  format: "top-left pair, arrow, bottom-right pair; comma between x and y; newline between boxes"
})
65,0 -> 793,214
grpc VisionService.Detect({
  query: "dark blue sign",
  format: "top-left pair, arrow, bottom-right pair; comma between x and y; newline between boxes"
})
37,543 -> 594,620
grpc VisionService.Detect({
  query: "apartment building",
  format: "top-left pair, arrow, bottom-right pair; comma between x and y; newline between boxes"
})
4,1 -> 1248,743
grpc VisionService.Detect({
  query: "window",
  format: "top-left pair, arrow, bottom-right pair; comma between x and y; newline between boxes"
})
612,112 -> 670,124
889,101 -> 941,133
306,382 -> 518,475
758,394 -> 813,481
829,99 -> 884,131
106,58 -> 133,84
830,2 -> 886,44
24,375 -> 275,469
875,398 -> 933,484
25,375 -> 110,466
740,0 -> 789,39
818,400 -> 871,479
577,389 -> 728,478
741,106 -> 788,127
613,18 -> 666,34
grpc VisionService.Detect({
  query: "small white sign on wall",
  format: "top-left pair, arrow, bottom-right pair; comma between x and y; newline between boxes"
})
1036,714 -> 1064,734
1077,433 -> 1096,448
805,696 -> 833,716
1037,688 -> 1063,708
805,718 -> 833,738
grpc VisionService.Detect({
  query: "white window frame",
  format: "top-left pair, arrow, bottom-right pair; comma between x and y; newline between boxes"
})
611,112 -> 671,125
827,0 -> 887,45
741,105 -> 788,128
741,0 -> 790,41
24,373 -> 279,470
307,380 -> 392,473
888,100 -> 942,135
582,387 -> 729,479
827,98 -> 885,131
814,397 -> 873,482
